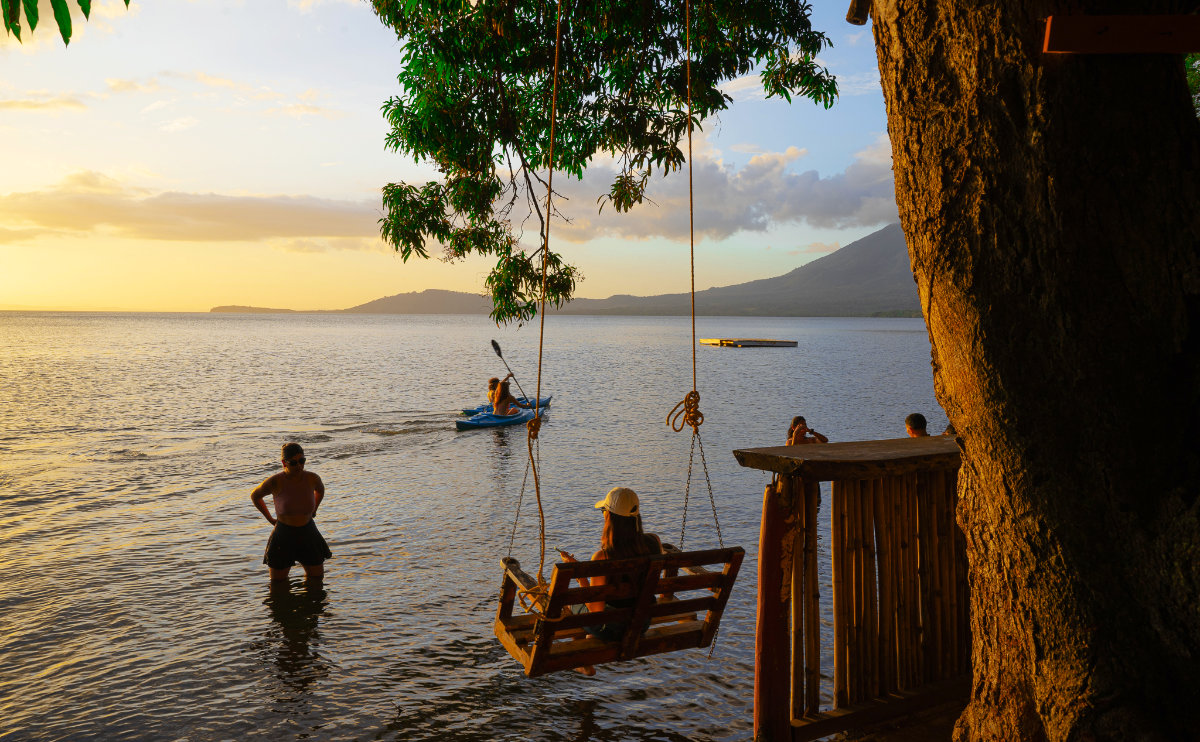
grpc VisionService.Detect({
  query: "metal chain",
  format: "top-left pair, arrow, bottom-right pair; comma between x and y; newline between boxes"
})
506,454 -> 533,560
694,430 -> 724,548
679,432 -> 696,548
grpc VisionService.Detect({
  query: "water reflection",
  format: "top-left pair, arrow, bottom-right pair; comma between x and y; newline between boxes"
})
263,581 -> 330,706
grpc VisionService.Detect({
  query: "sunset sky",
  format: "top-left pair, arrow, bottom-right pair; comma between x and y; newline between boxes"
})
1,0 -> 895,312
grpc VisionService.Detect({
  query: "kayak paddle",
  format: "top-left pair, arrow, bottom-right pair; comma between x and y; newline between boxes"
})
490,339 -> 529,401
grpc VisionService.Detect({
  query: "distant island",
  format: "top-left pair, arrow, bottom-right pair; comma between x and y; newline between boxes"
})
210,305 -> 298,313
211,223 -> 919,317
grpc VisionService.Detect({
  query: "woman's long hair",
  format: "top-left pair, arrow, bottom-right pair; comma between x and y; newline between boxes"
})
496,380 -> 514,403
600,511 -> 655,560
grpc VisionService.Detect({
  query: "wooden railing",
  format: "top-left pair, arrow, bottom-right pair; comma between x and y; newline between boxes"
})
734,436 -> 969,742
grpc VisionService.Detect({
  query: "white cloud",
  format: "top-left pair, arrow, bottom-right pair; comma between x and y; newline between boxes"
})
549,134 -> 897,242
0,171 -> 382,246
160,117 -> 198,132
0,94 -> 87,111
836,70 -> 882,96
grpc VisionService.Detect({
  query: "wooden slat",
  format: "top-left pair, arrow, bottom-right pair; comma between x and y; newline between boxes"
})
803,479 -> 820,716
832,480 -> 848,708
734,436 -> 961,480
863,478 -> 879,700
790,676 -> 969,742
791,484 -> 805,721
619,562 -> 662,659
1043,14 -> 1200,54
657,571 -> 726,593
699,547 -> 743,646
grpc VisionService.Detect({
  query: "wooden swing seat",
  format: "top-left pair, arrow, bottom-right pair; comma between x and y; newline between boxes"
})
495,544 -> 744,677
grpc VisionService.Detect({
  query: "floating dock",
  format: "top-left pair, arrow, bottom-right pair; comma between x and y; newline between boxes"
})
698,338 -> 798,348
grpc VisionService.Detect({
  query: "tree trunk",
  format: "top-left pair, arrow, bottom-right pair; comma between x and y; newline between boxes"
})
871,1 -> 1200,739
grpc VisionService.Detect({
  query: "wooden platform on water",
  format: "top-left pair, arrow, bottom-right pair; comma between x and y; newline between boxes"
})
699,338 -> 797,348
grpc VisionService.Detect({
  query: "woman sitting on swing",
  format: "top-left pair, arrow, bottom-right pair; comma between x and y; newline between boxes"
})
557,486 -> 664,676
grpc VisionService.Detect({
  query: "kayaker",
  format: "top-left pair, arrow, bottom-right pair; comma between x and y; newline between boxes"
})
556,486 -> 664,676
486,377 -> 500,404
491,379 -> 532,416
787,415 -> 828,445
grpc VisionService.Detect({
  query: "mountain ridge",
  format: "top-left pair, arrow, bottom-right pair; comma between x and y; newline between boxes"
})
211,223 -> 918,316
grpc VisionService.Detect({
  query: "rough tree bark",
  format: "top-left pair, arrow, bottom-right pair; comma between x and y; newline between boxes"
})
871,1 -> 1200,739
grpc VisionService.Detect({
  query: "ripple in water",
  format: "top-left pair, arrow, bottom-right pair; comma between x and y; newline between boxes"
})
0,312 -> 941,741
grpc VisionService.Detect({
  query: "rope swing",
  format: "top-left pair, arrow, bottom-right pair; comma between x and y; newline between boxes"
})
493,0 -> 745,677
508,0 -> 565,619
666,0 -> 724,553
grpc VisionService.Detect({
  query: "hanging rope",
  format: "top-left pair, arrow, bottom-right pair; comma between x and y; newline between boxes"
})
521,0 -> 565,593
669,0 -> 725,566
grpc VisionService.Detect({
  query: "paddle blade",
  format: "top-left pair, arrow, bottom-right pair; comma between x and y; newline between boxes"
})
491,339 -> 502,357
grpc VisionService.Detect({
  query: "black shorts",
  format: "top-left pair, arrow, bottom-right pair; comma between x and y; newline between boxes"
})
263,520 -> 331,570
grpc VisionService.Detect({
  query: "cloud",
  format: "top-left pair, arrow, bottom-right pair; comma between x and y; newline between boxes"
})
160,117 -> 198,132
0,171 -> 383,247
0,225 -> 55,244
789,240 -> 840,257
106,78 -> 161,94
551,134 -> 897,242
264,103 -> 345,119
0,95 -> 87,111
836,70 -> 882,96
720,75 -> 766,103
286,0 -> 360,10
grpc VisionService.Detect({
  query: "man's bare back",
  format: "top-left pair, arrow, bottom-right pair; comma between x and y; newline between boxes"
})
252,443 -> 331,581
254,469 -> 324,526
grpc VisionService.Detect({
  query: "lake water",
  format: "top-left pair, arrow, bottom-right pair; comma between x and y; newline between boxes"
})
0,312 -> 941,742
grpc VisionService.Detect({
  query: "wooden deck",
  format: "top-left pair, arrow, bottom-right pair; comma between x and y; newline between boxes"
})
736,435 -> 969,741
733,435 -> 960,480
698,338 -> 797,347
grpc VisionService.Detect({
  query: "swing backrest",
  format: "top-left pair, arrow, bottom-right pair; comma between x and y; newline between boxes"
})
494,544 -> 744,677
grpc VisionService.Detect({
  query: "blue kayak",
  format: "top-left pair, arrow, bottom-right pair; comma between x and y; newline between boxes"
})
461,395 -> 552,416
456,406 -> 546,431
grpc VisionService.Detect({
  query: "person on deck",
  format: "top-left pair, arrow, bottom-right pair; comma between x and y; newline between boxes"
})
557,486 -> 664,677
491,379 -> 533,416
905,413 -> 930,437
251,442 -> 332,582
787,416 -> 829,445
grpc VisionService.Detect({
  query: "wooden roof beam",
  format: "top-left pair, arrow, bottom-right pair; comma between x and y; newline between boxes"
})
1044,14 -> 1200,54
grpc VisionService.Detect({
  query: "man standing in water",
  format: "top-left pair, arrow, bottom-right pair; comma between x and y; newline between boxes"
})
251,443 -> 331,582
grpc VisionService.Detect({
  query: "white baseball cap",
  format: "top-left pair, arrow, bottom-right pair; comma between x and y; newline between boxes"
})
594,486 -> 639,517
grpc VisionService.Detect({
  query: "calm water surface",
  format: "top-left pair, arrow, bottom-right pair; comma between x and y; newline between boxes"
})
0,313 -> 941,741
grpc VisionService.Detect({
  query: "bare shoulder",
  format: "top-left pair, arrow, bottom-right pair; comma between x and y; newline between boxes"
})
590,549 -> 606,561
646,533 -> 664,553
306,471 -> 324,487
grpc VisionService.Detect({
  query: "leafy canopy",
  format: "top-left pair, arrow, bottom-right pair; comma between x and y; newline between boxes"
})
371,0 -> 837,323
2,0 -> 129,45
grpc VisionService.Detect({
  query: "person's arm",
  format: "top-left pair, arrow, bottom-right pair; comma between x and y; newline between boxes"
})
250,476 -> 277,525
312,473 -> 325,516
810,429 -> 829,443
586,550 -> 607,614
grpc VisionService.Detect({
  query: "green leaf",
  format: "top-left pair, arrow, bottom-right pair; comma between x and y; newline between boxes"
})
21,0 -> 36,31
2,0 -> 19,39
370,0 -> 838,323
50,0 -> 71,44
77,0 -> 90,20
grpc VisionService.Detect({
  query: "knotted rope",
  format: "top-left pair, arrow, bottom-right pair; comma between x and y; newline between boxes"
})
667,389 -> 704,433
